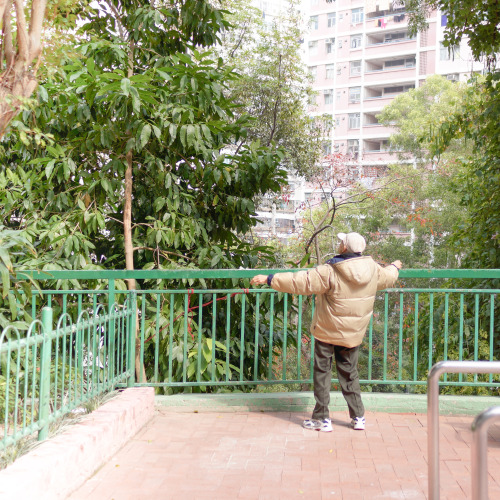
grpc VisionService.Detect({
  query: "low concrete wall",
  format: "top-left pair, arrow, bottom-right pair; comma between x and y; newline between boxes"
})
156,391 -> 500,416
0,387 -> 155,500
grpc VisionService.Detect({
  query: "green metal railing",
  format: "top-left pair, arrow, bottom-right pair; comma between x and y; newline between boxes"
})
0,296 -> 135,451
10,269 -> 500,391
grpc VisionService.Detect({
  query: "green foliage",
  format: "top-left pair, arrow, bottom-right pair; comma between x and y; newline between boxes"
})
404,0 -> 500,271
218,0 -> 326,179
428,74 -> 500,271
405,0 -> 500,65
140,287 -> 305,393
401,291 -> 499,395
1,0 -> 287,274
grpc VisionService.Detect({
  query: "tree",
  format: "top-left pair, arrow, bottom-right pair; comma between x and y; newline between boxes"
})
279,77 -> 470,270
217,0 -> 327,180
0,0 -> 289,385
0,0 -> 49,136
278,152 -> 405,266
404,0 -> 500,270
374,75 -> 470,268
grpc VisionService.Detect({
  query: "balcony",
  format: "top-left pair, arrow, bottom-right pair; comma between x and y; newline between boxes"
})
364,56 -> 417,83
365,30 -> 417,58
365,8 -> 408,31
364,82 -> 415,109
366,30 -> 415,48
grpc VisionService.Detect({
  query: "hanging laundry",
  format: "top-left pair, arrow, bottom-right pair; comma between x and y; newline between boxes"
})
441,14 -> 447,26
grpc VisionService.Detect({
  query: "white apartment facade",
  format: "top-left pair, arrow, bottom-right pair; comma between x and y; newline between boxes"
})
254,0 -> 482,242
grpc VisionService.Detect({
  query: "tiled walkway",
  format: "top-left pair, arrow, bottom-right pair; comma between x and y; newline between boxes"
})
70,409 -> 500,500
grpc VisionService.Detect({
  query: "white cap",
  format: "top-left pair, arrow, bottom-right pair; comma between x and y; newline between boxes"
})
337,232 -> 366,253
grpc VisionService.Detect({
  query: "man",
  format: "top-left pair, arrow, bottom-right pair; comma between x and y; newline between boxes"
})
250,232 -> 402,432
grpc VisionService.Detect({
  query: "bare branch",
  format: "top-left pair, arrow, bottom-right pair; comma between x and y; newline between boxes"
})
229,23 -> 249,58
268,54 -> 282,145
14,0 -> 30,68
0,0 -> 8,25
302,176 -> 410,256
28,0 -> 47,61
132,246 -> 194,262
3,0 -> 14,68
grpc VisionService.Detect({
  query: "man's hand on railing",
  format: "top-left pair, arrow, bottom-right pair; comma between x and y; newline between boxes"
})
250,274 -> 268,286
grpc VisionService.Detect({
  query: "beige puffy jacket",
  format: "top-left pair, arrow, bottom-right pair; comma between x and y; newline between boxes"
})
270,256 -> 399,348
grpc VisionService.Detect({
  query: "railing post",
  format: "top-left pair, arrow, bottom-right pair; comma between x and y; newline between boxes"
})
127,292 -> 137,387
38,307 -> 53,442
428,360 -> 500,500
471,406 -> 500,500
427,360 -> 446,500
108,278 -> 116,381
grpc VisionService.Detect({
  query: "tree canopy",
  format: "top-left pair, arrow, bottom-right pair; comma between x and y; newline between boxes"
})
217,0 -> 326,180
0,0 -> 288,322
405,0 -> 500,269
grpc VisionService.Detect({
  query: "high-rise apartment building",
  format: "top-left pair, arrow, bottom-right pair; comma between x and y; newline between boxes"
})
254,1 -> 483,242
304,0 -> 482,175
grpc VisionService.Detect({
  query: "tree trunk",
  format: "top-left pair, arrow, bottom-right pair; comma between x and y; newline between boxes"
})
124,149 -> 147,382
0,0 -> 47,138
123,38 -> 146,382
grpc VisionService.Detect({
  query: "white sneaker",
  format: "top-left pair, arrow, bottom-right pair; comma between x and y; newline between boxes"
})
302,418 -> 332,432
351,416 -> 365,430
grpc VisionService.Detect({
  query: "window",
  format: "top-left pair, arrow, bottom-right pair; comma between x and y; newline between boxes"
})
326,64 -> 335,79
325,37 -> 336,53
309,66 -> 317,79
348,113 -> 360,129
338,39 -> 343,48
350,60 -> 361,76
347,139 -> 359,155
351,7 -> 364,24
384,57 -> 416,69
322,142 -> 332,156
440,42 -> 460,61
335,117 -> 340,126
383,84 -> 414,95
351,35 -> 362,49
327,12 -> 336,28
310,16 -> 319,30
337,66 -> 341,75
446,73 -> 460,81
349,86 -> 361,103
308,40 -> 318,56
324,89 -> 334,105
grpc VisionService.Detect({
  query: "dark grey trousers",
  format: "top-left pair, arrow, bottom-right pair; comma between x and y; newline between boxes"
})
311,339 -> 365,420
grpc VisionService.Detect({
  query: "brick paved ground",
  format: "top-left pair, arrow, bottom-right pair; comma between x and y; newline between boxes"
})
70,409 -> 500,500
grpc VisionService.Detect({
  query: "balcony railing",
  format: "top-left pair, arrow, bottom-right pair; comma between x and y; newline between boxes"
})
2,269 -> 499,451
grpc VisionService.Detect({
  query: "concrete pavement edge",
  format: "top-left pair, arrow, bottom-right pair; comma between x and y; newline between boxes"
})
0,387 -> 155,500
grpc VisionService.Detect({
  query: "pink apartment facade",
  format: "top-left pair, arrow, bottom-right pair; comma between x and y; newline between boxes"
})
305,0 -> 482,175
254,0 -> 483,242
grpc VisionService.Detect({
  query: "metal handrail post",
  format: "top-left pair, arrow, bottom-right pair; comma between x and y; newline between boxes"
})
428,360 -> 500,500
38,307 -> 53,442
471,406 -> 500,500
